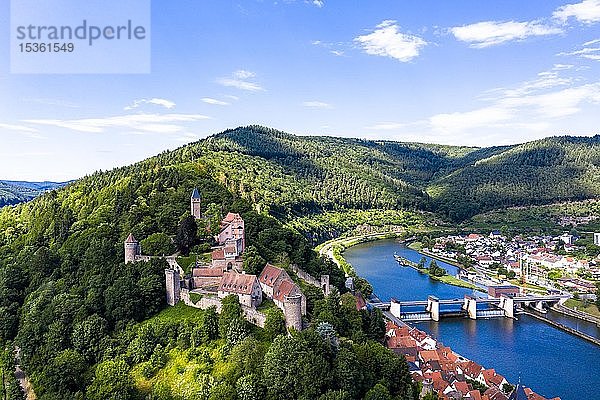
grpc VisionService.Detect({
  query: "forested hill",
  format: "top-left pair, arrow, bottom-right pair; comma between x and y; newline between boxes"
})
197,126 -> 600,220
428,135 -> 600,220
0,180 -> 68,207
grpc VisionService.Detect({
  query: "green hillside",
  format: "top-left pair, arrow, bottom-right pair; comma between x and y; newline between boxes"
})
0,180 -> 68,208
0,126 -> 416,400
429,135 -> 600,220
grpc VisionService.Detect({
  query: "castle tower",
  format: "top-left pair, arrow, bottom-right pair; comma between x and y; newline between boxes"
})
165,268 -> 181,306
191,188 -> 202,219
320,275 -> 330,296
284,294 -> 303,331
124,233 -> 140,264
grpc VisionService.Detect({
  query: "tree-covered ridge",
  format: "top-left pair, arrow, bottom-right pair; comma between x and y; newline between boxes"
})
201,126 -> 508,212
429,135 -> 600,220
0,180 -> 68,208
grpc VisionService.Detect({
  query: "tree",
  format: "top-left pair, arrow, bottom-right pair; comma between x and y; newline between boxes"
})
316,322 -> 339,352
242,246 -> 266,276
364,383 -> 392,400
201,306 -> 219,341
502,383 -> 514,394
72,314 -> 108,363
226,317 -> 249,347
40,350 -> 87,397
333,347 -> 361,398
175,216 -> 198,256
140,232 -> 175,256
236,374 -> 263,400
264,308 -> 286,340
319,390 -> 351,400
87,359 -> 135,400
219,295 -> 243,338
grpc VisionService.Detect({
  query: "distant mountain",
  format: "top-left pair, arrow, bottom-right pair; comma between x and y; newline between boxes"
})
0,180 -> 70,207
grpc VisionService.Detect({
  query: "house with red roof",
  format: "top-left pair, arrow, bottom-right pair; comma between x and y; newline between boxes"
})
217,272 -> 262,308
259,263 -> 306,315
482,369 -> 508,389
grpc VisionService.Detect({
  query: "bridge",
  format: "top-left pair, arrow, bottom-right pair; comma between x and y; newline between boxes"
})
371,293 -> 569,322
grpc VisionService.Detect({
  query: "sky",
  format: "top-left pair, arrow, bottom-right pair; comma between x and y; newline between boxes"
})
1,0 -> 600,181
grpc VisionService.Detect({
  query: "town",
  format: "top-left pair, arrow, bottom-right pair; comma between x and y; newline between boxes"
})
424,231 -> 600,299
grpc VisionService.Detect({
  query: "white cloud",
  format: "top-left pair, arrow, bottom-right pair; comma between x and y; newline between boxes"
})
354,20 -> 427,62
23,113 -> 210,134
365,67 -> 600,143
0,122 -> 43,139
217,70 -> 264,91
201,97 -> 230,106
233,70 -> 255,79
124,98 -> 176,111
312,0 -> 324,8
302,101 -> 333,109
583,38 -> 600,46
553,0 -> 600,24
429,107 -> 515,134
450,20 -> 562,48
330,50 -> 345,56
559,40 -> 600,60
224,95 -> 240,101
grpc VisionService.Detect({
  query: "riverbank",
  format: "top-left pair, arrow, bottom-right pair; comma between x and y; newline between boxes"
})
320,234 -> 485,292
553,303 -> 600,326
317,232 -> 404,275
408,242 -> 466,270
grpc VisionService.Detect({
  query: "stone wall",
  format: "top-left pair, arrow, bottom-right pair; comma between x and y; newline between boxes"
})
291,264 -> 332,296
179,288 -> 266,327
243,307 -> 266,328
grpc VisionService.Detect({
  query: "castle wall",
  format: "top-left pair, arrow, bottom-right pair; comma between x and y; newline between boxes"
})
179,288 -> 266,327
290,264 -> 333,297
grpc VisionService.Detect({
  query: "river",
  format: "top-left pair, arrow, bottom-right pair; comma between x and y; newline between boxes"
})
344,239 -> 600,400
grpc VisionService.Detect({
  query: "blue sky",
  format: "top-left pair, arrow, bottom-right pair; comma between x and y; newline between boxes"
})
1,0 -> 600,180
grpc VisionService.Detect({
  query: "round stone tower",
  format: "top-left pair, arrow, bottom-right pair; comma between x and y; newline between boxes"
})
124,233 -> 140,264
284,294 -> 303,331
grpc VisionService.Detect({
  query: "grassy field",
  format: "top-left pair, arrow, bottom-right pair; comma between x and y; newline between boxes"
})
564,298 -> 600,318
177,252 -> 211,274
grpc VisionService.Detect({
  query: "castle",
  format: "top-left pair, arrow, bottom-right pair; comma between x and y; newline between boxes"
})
126,188 -> 330,332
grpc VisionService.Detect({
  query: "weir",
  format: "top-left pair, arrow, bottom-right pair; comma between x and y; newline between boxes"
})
385,293 -> 569,322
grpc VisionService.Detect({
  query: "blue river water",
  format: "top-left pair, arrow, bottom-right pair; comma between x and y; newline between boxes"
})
344,239 -> 600,400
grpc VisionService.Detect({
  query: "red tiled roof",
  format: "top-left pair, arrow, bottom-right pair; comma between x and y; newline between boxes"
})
193,267 -> 224,277
461,361 -> 483,379
259,263 -> 285,288
469,390 -> 483,400
212,248 -> 225,260
218,272 -> 258,295
125,233 -> 137,243
273,279 -> 297,302
420,350 -> 440,363
482,369 -> 505,387
454,381 -> 470,395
